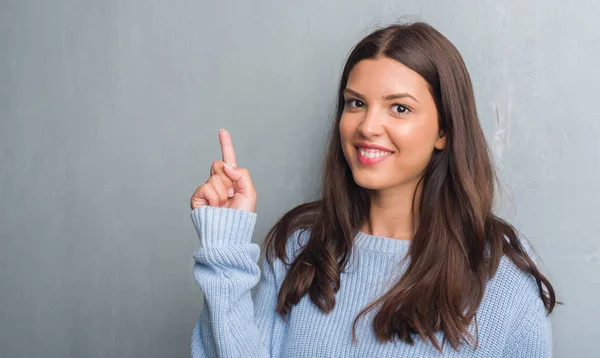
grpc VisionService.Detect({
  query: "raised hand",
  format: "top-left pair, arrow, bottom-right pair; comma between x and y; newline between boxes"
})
190,129 -> 257,213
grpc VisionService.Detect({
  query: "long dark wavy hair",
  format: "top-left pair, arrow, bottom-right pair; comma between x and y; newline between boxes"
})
262,21 -> 556,351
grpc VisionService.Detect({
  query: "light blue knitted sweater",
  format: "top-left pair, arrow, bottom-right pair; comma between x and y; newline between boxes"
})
190,206 -> 552,357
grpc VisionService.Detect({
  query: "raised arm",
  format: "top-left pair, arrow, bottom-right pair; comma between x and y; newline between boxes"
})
191,206 -> 282,358
189,129 -> 283,357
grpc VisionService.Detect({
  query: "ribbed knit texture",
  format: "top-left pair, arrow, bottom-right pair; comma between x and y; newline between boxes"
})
191,206 -> 552,358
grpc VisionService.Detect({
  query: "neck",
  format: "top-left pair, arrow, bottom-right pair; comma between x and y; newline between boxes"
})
361,181 -> 422,240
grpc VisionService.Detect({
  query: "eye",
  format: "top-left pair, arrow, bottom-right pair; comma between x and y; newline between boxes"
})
392,104 -> 410,114
344,98 -> 364,109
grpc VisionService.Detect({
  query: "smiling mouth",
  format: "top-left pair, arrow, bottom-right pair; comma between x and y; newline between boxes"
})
355,146 -> 393,165
357,147 -> 393,158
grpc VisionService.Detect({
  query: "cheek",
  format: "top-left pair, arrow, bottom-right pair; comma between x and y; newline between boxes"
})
339,116 -> 355,149
389,123 -> 438,163
338,116 -> 352,138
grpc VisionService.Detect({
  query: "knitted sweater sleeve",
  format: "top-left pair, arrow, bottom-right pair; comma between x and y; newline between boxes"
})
189,206 -> 285,358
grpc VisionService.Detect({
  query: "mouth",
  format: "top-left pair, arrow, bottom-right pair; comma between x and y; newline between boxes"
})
355,146 -> 394,165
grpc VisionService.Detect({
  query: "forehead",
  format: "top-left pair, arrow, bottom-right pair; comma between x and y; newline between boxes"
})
346,57 -> 430,97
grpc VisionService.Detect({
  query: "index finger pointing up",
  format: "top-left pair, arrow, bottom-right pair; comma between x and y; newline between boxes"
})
219,129 -> 237,167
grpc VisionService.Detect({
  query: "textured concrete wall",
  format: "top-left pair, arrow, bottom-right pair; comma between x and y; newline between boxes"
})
1,1 -> 597,357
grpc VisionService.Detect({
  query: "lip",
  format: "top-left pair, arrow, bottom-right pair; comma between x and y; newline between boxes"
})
355,146 -> 394,166
354,142 -> 394,152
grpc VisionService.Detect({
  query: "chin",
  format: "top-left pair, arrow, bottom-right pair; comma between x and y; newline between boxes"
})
351,172 -> 388,190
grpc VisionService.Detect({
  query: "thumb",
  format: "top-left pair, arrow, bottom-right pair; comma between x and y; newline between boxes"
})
222,163 -> 253,196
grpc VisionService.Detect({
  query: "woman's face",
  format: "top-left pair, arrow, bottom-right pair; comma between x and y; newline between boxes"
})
339,57 -> 446,192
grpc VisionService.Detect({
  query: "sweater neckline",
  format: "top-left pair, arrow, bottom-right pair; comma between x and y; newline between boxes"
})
354,231 -> 412,254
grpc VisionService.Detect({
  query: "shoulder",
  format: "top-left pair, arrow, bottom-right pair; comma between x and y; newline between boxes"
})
480,241 -> 552,348
488,233 -> 545,312
263,201 -> 319,263
487,253 -> 545,313
489,253 -> 553,355
485,235 -> 541,307
261,228 -> 311,278
282,228 -> 311,263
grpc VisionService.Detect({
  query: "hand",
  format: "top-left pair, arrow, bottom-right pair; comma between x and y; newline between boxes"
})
190,129 -> 257,213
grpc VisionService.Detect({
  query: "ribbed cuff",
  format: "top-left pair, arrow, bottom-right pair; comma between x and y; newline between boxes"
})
191,206 -> 257,247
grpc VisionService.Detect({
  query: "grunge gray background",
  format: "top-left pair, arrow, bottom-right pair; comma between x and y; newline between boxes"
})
1,1 -> 598,357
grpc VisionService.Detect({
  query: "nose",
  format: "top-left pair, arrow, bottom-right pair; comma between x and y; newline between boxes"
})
358,108 -> 385,138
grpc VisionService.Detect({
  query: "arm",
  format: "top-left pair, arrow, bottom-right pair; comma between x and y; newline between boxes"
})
190,206 -> 283,358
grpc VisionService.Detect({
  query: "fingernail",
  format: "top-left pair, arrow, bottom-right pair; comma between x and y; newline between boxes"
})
223,162 -> 233,169
219,128 -> 225,132
227,187 -> 234,197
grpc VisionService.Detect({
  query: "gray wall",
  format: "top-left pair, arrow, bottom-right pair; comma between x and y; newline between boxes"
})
1,1 -> 598,357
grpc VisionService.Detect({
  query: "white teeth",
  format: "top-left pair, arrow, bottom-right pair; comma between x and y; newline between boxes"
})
358,148 -> 392,158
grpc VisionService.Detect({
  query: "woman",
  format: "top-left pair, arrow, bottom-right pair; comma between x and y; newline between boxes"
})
189,22 -> 556,357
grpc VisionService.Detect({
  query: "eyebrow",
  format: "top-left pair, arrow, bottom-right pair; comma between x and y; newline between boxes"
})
343,88 -> 420,103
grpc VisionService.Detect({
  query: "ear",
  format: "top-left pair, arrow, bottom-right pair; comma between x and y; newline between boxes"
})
434,131 -> 447,150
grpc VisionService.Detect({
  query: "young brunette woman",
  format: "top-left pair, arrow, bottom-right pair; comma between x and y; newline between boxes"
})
189,22 -> 556,358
